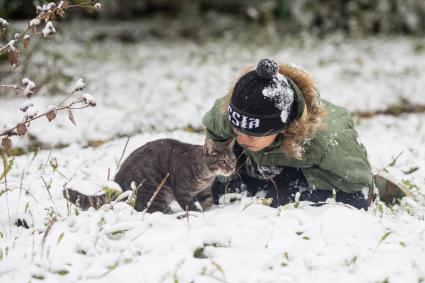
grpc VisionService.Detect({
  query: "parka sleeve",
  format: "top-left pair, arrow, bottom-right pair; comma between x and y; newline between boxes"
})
202,96 -> 235,142
316,128 -> 374,193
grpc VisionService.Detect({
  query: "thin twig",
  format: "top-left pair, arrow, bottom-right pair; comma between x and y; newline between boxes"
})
115,136 -> 130,172
41,216 -> 57,258
16,168 -> 26,219
4,166 -> 11,237
0,84 -> 23,91
267,177 -> 280,207
0,97 -> 89,138
0,2 -> 98,53
40,175 -> 60,216
143,173 -> 170,215
1,154 -> 13,236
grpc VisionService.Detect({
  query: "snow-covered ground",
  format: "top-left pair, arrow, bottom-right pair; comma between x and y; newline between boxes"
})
2,26 -> 425,148
1,23 -> 425,282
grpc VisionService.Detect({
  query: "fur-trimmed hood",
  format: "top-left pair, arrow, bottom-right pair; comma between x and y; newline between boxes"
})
222,63 -> 325,159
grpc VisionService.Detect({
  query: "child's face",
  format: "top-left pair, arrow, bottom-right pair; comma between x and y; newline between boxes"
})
233,129 -> 278,152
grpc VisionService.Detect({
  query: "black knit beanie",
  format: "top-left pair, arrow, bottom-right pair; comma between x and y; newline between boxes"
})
228,59 -> 297,137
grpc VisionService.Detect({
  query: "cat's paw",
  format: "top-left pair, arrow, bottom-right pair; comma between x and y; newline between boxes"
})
218,193 -> 243,205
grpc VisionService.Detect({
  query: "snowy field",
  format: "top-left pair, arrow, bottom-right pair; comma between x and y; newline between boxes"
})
1,22 -> 425,282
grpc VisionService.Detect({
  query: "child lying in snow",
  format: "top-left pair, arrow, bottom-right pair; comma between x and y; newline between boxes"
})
203,59 -> 409,210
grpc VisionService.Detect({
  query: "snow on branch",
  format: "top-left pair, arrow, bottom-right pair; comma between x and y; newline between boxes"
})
0,1 -> 102,154
1,78 -> 97,153
0,1 -> 102,69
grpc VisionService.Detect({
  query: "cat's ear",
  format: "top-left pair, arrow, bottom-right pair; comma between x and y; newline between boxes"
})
203,139 -> 216,155
227,138 -> 236,149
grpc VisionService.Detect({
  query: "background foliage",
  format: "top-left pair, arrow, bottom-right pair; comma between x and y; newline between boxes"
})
2,0 -> 425,35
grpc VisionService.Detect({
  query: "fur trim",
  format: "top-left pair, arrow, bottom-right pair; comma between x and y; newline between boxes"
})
279,64 -> 325,159
222,63 -> 326,159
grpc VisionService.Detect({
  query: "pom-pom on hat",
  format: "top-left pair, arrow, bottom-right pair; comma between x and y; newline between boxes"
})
228,59 -> 297,137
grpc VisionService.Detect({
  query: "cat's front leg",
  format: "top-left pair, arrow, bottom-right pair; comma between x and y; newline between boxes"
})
196,188 -> 213,211
175,193 -> 200,212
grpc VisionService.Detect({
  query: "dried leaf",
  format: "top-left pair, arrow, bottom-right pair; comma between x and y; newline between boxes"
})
49,157 -> 58,170
16,122 -> 27,136
56,9 -> 65,18
46,109 -> 57,122
1,137 -> 12,154
29,25 -> 37,34
28,18 -> 41,34
8,48 -> 20,68
211,260 -> 226,280
44,11 -> 52,23
379,231 -> 392,244
56,232 -> 64,245
402,167 -> 419,175
258,198 -> 273,206
23,38 -> 30,49
68,109 -> 77,126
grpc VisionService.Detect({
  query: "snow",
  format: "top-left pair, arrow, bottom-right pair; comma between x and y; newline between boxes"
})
29,18 -> 41,28
2,30 -> 425,148
0,18 -> 8,26
1,23 -> 425,282
46,105 -> 57,112
42,21 -> 56,38
73,78 -> 86,93
19,100 -> 34,112
81,93 -> 96,106
0,128 -> 424,282
57,1 -> 65,10
21,77 -> 36,97
6,39 -> 16,50
24,105 -> 38,120
262,73 -> 295,123
46,2 -> 56,11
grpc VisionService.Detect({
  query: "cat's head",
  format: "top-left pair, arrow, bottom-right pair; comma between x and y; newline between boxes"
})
202,139 -> 236,177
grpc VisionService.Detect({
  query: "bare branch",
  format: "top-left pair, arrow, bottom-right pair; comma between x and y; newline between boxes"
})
0,96 -> 93,139
0,84 -> 23,91
0,2 -> 101,151
0,1 -> 101,55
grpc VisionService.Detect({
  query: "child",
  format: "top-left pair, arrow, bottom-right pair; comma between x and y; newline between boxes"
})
202,59 -> 373,209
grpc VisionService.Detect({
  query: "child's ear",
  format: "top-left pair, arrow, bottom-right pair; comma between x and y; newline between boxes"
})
203,139 -> 215,155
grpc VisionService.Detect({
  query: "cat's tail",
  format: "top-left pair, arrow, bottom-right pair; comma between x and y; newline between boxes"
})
63,189 -> 107,210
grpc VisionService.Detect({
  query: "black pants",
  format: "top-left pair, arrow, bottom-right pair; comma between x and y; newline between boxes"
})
211,166 -> 368,210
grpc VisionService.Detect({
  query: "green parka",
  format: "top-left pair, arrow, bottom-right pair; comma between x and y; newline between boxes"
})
202,64 -> 373,193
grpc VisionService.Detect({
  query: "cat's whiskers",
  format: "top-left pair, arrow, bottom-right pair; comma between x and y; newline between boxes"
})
234,158 -> 249,174
235,148 -> 248,164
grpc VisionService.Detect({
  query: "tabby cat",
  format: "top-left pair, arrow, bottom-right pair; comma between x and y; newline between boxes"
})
64,138 -> 236,213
